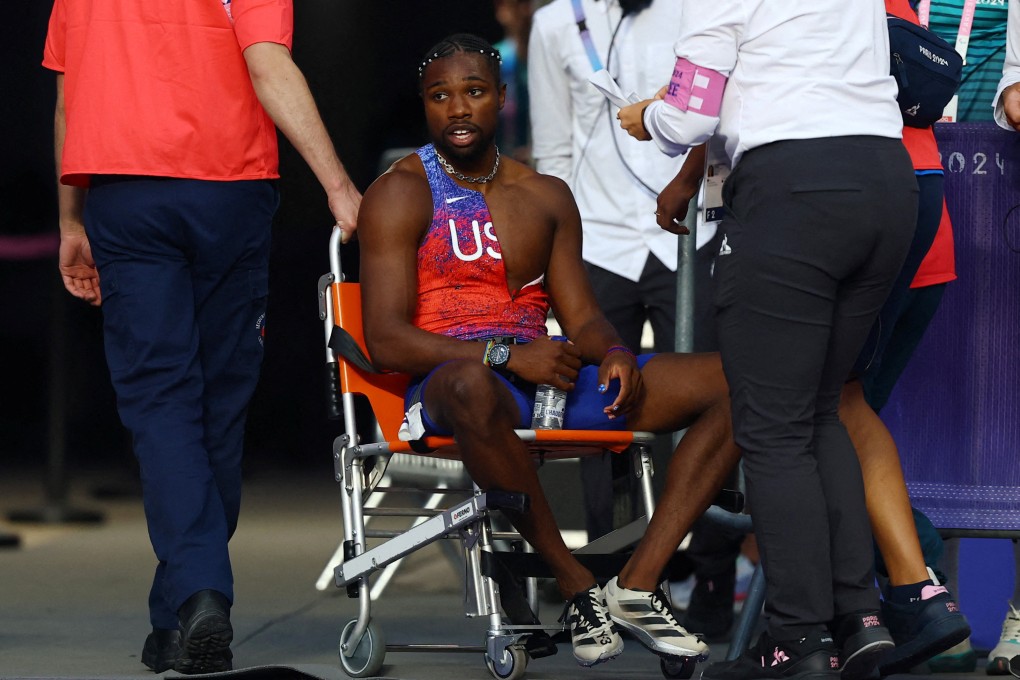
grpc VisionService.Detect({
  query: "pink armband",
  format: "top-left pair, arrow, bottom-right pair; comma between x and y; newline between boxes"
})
664,57 -> 727,117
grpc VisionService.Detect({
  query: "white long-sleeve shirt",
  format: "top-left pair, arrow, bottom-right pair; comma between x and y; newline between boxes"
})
642,0 -> 903,168
994,0 -> 1020,129
529,0 -> 714,282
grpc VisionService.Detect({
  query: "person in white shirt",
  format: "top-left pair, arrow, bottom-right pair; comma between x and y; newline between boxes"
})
615,2 -> 918,679
528,3 -> 741,633
995,0 -> 1020,130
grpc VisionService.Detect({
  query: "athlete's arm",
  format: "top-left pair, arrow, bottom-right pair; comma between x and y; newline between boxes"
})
539,177 -> 644,416
540,177 -> 614,357
359,168 -> 485,376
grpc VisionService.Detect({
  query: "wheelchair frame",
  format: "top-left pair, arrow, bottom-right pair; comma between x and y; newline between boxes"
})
318,226 -> 717,679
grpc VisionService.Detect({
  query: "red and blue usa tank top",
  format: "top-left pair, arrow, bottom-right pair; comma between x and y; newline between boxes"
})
413,144 -> 549,341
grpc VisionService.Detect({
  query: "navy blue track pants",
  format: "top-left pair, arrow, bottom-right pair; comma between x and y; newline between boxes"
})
84,176 -> 277,629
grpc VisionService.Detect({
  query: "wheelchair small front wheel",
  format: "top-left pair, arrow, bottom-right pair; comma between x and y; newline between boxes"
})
338,619 -> 386,678
485,644 -> 529,680
660,654 -> 698,679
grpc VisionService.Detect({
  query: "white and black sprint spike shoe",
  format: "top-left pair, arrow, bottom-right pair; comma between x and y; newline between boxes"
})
561,584 -> 624,666
604,576 -> 709,657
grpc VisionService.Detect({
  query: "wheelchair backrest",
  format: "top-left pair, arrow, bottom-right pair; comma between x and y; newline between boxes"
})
331,281 -> 412,441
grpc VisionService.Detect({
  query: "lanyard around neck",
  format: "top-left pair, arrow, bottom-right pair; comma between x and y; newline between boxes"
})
917,0 -> 977,63
571,0 -> 604,71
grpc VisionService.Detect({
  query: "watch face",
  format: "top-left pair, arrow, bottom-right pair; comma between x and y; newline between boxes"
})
487,343 -> 511,367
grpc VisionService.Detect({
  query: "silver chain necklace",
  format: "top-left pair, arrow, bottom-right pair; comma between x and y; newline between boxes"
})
436,147 -> 501,184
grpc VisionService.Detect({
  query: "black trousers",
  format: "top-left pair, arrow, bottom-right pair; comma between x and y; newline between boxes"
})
714,136 -> 918,639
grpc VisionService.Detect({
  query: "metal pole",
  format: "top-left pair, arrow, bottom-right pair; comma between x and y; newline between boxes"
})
672,193 -> 700,451
674,194 -> 699,354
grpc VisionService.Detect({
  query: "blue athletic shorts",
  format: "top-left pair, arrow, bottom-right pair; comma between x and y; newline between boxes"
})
403,354 -> 654,436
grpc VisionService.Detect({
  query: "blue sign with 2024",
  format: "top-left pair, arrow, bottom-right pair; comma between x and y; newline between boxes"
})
883,122 -> 1020,533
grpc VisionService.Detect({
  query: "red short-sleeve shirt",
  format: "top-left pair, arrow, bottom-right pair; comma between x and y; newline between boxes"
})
885,0 -> 957,286
44,0 -> 293,187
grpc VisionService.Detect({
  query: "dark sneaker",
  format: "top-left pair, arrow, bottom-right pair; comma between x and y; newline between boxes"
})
604,576 -> 708,657
141,628 -> 181,673
701,630 -> 840,680
175,589 -> 234,675
833,610 -> 894,680
683,569 -> 736,641
877,584 -> 970,676
561,584 -> 623,667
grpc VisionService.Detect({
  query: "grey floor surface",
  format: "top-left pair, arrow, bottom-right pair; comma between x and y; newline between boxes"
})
0,465 -> 998,680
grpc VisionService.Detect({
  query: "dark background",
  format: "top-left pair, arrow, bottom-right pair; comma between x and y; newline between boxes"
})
0,1 -> 503,477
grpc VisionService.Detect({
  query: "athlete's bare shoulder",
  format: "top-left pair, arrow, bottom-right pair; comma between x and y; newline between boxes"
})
498,156 -> 575,216
367,151 -> 431,202
385,151 -> 429,179
360,152 -> 433,242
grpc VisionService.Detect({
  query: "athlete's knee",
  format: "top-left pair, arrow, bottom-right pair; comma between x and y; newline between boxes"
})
673,357 -> 731,415
433,361 -> 511,428
694,353 -> 730,401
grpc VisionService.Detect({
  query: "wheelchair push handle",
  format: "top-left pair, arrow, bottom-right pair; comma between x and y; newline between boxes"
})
329,224 -> 346,283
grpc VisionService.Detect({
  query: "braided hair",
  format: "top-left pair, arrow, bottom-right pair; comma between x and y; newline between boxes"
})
417,33 -> 503,92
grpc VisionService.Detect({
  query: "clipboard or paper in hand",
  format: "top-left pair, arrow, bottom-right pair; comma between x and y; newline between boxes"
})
588,69 -> 640,109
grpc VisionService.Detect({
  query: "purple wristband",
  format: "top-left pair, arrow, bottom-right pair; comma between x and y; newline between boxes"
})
605,345 -> 636,359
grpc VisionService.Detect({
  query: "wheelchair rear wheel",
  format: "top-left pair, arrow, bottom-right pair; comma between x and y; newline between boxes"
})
485,644 -> 528,680
338,619 -> 386,677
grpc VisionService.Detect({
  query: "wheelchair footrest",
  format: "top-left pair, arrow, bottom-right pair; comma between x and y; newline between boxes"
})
336,491 -> 507,587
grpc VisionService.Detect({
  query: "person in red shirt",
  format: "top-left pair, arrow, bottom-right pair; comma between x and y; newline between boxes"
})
837,1 -> 968,675
43,0 -> 360,673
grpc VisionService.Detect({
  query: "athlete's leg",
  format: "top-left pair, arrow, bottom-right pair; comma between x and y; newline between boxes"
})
617,352 -> 741,591
840,380 -> 928,586
421,359 -> 596,599
582,262 -> 645,540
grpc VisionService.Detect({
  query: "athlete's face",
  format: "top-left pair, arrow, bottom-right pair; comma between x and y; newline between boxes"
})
421,52 -> 506,166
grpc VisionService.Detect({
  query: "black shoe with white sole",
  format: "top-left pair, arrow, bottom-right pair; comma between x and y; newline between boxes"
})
833,610 -> 894,680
